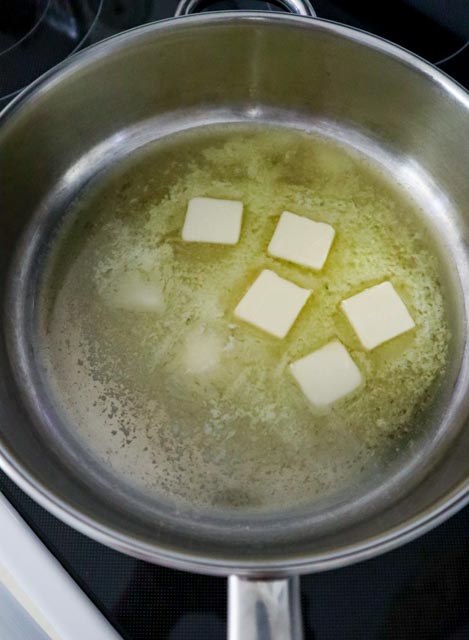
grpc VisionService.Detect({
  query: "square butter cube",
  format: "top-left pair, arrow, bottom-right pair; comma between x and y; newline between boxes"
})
290,340 -> 362,408
182,197 -> 243,244
341,281 -> 415,350
268,211 -> 335,271
234,269 -> 311,339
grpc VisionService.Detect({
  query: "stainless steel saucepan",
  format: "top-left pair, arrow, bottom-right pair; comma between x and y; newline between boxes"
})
1,3 -> 469,638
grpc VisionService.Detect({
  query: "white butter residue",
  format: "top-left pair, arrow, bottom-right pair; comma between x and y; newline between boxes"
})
103,271 -> 165,313
183,326 -> 225,374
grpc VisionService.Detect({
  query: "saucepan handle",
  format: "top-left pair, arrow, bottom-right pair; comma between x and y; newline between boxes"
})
175,0 -> 316,18
228,575 -> 303,640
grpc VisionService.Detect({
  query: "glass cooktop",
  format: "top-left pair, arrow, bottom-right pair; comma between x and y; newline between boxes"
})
1,1 -> 468,639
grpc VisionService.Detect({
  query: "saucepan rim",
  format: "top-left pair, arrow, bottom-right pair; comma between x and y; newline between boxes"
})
1,12 -> 468,575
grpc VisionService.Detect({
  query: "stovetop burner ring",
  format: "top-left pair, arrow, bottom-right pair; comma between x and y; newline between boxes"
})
0,0 -> 103,103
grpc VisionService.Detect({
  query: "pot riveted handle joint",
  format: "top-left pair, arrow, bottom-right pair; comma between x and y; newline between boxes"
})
175,0 -> 316,18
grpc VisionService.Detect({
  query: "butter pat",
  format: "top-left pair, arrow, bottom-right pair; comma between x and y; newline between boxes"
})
290,340 -> 362,408
182,197 -> 243,244
234,269 -> 311,339
341,281 -> 415,350
268,211 -> 335,271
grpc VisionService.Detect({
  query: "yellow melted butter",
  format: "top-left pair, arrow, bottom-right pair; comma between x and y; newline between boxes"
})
40,125 -> 450,512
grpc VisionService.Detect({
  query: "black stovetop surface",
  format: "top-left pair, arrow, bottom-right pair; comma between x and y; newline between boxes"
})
1,2 -> 468,639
